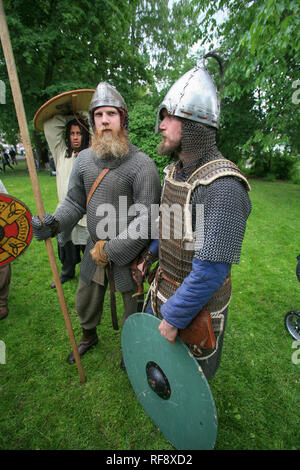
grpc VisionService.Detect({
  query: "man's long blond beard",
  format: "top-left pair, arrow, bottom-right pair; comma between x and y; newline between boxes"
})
92,128 -> 129,159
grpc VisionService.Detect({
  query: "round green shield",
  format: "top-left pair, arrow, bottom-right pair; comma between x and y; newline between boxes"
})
121,313 -> 218,450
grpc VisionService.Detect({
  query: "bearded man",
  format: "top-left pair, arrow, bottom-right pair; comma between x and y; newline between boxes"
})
147,54 -> 252,380
32,82 -> 161,365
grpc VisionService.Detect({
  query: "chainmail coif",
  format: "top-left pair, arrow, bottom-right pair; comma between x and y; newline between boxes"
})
178,119 -> 224,178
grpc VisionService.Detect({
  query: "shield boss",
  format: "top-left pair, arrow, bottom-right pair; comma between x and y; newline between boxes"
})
121,313 -> 218,450
0,193 -> 33,266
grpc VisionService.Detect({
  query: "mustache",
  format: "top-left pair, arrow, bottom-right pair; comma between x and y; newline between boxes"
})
97,127 -> 114,135
92,128 -> 129,159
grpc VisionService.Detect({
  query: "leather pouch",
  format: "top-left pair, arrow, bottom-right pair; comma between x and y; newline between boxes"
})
179,309 -> 216,349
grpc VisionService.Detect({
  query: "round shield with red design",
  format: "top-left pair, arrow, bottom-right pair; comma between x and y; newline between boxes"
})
0,193 -> 33,266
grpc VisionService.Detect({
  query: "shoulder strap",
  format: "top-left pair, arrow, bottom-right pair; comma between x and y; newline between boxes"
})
163,163 -> 176,179
86,168 -> 110,208
187,159 -> 251,191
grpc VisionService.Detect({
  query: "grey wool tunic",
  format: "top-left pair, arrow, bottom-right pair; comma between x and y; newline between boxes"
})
53,143 -> 161,292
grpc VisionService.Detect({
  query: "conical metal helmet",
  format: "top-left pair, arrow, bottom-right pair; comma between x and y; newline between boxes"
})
155,56 -> 221,132
89,82 -> 128,130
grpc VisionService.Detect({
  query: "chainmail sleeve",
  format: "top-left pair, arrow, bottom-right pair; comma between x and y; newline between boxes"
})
192,176 -> 251,264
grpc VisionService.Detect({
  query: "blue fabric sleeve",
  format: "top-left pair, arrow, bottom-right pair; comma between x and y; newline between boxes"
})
149,238 -> 159,259
160,258 -> 231,329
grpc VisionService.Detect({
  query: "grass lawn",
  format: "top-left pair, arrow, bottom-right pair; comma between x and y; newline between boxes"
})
0,160 -> 299,450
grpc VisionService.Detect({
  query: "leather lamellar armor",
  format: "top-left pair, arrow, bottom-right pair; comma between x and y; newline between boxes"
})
150,158 -> 251,357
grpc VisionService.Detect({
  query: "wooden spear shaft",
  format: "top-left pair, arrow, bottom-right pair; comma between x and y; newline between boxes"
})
0,0 -> 86,384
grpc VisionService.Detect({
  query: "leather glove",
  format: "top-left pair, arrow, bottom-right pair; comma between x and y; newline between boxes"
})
31,213 -> 60,241
90,240 -> 109,267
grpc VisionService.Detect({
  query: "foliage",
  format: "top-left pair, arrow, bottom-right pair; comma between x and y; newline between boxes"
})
129,100 -> 169,176
0,163 -> 299,450
1,0 -> 299,180
217,92 -> 260,164
269,151 -> 298,180
192,0 -> 300,171
289,161 -> 300,185
0,0 -> 202,144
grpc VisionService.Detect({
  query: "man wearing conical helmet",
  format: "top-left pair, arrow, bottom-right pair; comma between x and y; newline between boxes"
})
149,54 -> 252,379
32,82 -> 161,365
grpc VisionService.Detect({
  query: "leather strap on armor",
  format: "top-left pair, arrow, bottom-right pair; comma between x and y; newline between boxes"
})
86,168 -> 110,208
87,168 -> 118,330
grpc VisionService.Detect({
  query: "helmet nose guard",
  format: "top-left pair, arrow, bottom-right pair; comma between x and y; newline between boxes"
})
155,53 -> 223,134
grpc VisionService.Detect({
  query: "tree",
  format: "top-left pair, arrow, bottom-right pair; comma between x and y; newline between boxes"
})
0,0 -> 203,149
191,0 -> 300,172
129,100 -> 169,176
0,0 -> 144,143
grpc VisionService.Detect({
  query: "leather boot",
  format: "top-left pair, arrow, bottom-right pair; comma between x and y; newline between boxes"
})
67,327 -> 98,364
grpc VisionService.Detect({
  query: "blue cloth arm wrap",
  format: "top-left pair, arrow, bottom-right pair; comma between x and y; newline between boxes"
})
160,258 -> 231,329
149,238 -> 159,259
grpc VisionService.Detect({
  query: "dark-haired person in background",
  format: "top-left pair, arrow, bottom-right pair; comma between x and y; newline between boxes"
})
44,113 -> 90,288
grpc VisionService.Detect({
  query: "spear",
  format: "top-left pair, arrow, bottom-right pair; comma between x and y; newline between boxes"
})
0,0 -> 86,384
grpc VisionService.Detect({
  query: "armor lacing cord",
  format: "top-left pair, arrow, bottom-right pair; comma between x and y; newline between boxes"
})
158,267 -> 181,287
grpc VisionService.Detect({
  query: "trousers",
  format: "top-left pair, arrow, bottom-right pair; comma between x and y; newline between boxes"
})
57,240 -> 82,281
0,264 -> 11,316
76,275 -> 141,330
198,308 -> 228,380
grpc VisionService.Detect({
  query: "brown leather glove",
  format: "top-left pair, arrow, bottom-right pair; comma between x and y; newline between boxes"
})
90,240 -> 109,267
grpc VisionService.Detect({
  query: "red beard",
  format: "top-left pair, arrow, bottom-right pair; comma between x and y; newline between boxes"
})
92,128 -> 129,159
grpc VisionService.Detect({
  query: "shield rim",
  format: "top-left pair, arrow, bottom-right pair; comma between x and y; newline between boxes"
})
33,88 -> 95,132
122,312 -> 218,450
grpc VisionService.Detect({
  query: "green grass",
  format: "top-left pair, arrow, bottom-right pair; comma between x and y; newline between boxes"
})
0,161 -> 299,450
